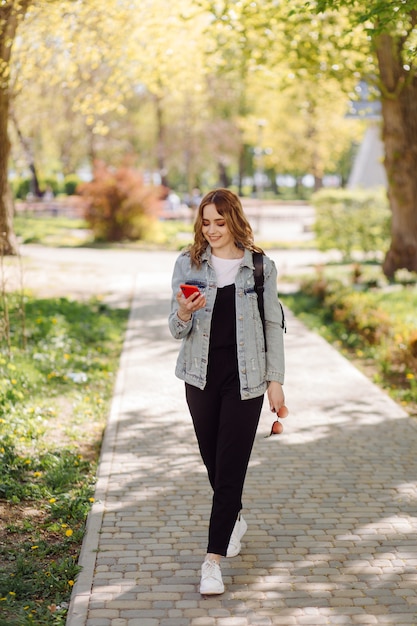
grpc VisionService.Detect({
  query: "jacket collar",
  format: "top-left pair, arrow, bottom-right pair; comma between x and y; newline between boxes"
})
201,245 -> 254,268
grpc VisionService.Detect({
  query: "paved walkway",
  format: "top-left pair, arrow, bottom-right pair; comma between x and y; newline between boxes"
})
64,250 -> 417,626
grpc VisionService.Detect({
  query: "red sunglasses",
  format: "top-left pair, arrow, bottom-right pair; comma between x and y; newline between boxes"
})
265,405 -> 289,437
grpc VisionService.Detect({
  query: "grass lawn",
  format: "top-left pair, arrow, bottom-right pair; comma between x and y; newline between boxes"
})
14,214 -> 195,250
14,215 -> 93,247
0,292 -> 128,625
13,212 -> 316,252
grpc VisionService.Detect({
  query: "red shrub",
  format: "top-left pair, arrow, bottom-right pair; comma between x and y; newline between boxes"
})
78,161 -> 165,242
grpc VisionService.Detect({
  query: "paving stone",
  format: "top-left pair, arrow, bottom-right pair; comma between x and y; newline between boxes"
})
126,617 -> 160,626
88,609 -> 120,619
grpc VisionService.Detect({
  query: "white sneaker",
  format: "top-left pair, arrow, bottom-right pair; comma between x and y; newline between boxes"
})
199,559 -> 224,595
226,514 -> 248,557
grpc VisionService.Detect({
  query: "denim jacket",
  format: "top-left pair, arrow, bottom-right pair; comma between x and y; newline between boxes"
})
168,246 -> 285,399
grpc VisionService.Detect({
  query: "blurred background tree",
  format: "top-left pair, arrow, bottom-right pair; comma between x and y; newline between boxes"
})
1,0 -> 32,254
8,0 -> 365,198
2,0 -> 417,269
313,0 -> 417,276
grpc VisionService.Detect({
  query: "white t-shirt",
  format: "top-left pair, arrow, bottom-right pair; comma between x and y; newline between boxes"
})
211,255 -> 242,287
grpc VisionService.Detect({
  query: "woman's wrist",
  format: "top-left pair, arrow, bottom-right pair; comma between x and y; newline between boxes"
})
177,311 -> 192,322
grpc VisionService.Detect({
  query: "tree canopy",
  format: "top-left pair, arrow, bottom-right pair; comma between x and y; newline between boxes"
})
2,0 -> 417,274
309,0 -> 417,275
8,0 -> 363,190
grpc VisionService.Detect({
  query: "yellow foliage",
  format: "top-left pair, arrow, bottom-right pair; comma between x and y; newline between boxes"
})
6,0 -> 376,186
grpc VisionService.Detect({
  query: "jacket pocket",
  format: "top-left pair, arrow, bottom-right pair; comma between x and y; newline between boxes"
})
244,289 -> 260,321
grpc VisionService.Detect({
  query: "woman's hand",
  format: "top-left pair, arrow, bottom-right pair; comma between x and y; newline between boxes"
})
266,382 -> 288,437
267,381 -> 285,413
176,290 -> 206,322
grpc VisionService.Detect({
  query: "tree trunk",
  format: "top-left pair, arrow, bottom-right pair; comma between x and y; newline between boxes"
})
217,160 -> 230,188
0,104 -> 17,254
10,108 -> 42,197
154,96 -> 169,187
0,1 -> 32,255
237,141 -> 248,196
376,32 -> 417,278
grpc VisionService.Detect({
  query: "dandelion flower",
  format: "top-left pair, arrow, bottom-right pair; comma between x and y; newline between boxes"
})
68,580 -> 75,587
65,529 -> 73,537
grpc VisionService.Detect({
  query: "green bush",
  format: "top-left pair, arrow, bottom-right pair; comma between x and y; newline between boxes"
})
312,188 -> 391,260
13,177 -> 32,200
298,272 -> 391,347
63,174 -> 81,196
42,177 -> 60,196
11,177 -> 60,199
329,291 -> 391,346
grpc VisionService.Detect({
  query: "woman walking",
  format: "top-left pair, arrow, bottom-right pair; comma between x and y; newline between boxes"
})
168,188 -> 286,595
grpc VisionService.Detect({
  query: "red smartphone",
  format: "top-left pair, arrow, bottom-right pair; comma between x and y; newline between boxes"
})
180,283 -> 201,298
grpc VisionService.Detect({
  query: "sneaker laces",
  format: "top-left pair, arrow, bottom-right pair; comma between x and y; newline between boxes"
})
203,559 -> 221,578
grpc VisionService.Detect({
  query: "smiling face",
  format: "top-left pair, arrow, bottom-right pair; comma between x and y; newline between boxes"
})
202,203 -> 236,257
190,188 -> 257,266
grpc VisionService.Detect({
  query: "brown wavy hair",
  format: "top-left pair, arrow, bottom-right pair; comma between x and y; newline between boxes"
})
189,188 -> 263,267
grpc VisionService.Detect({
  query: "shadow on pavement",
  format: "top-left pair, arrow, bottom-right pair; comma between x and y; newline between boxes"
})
69,282 -> 417,625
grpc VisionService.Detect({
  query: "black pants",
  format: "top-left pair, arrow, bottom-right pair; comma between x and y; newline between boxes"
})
186,346 -> 263,556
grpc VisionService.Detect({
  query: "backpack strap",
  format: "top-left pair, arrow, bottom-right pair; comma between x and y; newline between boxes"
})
253,252 -> 286,351
253,252 -> 267,351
